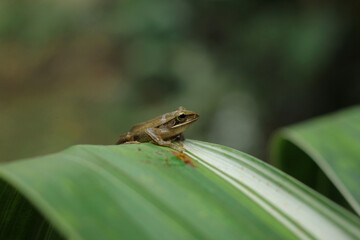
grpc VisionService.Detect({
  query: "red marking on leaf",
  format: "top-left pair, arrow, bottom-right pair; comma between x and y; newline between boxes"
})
170,151 -> 197,168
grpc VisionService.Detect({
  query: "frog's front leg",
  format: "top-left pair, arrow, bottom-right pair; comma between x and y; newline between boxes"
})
171,133 -> 184,148
172,133 -> 185,142
145,128 -> 186,152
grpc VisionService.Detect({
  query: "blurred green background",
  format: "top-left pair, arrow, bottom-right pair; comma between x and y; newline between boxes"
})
1,0 -> 359,162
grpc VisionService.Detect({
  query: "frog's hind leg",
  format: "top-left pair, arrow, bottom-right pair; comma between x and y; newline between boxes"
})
116,132 -> 140,144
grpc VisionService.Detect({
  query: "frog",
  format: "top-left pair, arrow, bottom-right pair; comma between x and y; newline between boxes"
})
116,106 -> 199,152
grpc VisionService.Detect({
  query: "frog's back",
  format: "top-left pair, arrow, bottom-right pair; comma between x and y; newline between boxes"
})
130,119 -> 157,133
130,112 -> 173,133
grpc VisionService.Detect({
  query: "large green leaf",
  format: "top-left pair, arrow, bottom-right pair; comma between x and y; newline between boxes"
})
1,140 -> 360,239
186,140 -> 360,239
270,106 -> 360,215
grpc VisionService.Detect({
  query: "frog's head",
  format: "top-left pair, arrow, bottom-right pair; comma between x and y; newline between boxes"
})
172,106 -> 200,129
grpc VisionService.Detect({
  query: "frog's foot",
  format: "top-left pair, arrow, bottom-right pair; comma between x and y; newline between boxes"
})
169,143 -> 186,153
175,141 -> 184,147
123,141 -> 141,144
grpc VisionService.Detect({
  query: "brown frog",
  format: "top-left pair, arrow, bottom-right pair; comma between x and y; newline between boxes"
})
116,106 -> 199,152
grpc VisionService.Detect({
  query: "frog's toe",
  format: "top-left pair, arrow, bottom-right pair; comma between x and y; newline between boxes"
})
173,145 -> 186,153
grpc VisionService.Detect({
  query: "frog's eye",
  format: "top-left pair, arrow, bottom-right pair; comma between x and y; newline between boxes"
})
176,113 -> 186,122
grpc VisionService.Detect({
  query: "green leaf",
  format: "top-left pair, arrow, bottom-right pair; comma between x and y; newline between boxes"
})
270,106 -> 360,215
1,140 -> 360,239
186,140 -> 360,239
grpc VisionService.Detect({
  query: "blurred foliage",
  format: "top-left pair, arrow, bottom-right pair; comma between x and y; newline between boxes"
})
0,0 -> 359,162
271,106 -> 360,214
